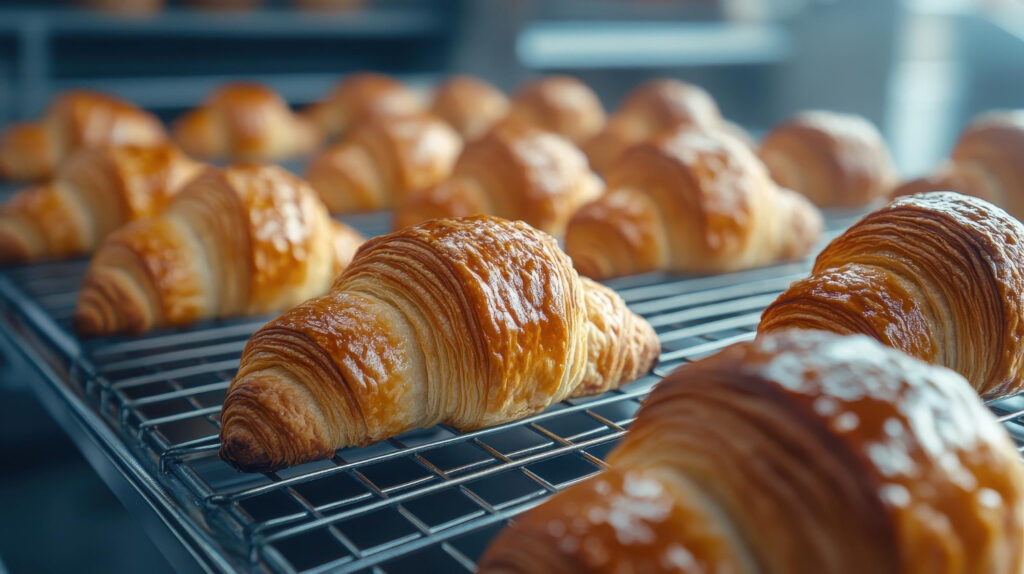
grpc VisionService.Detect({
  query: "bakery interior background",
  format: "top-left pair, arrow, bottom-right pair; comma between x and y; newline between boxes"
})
0,0 -> 1020,571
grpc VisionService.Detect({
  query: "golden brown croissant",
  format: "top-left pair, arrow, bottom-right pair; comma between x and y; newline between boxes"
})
0,90 -> 166,182
306,113 -> 462,214
760,191 -> 1024,400
429,75 -> 509,140
758,111 -> 896,207
304,73 -> 422,141
73,164 -> 364,335
219,215 -> 659,471
498,76 -> 606,145
0,143 -> 203,264
584,79 -> 722,174
480,329 -> 1024,574
565,126 -> 823,279
172,83 -> 321,162
892,111 -> 1024,219
394,127 -> 603,236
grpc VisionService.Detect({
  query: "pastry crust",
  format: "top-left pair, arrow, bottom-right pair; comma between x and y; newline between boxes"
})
499,76 -> 606,145
219,215 -> 658,471
430,75 -> 509,140
304,72 -> 421,141
480,330 -> 1024,574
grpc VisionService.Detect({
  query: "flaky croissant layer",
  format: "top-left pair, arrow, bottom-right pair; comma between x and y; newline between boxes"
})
220,216 -> 659,471
480,330 -> 1024,573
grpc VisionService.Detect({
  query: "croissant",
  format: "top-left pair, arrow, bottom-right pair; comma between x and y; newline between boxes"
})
892,110 -> 1024,219
758,111 -> 896,207
480,329 -> 1024,573
306,113 -> 462,213
429,75 -> 509,140
0,144 -> 203,264
172,83 -> 320,162
0,90 -> 166,182
394,128 -> 603,236
304,73 -> 422,141
760,191 -> 1024,400
73,164 -> 365,335
564,126 -> 823,279
499,76 -> 606,145
219,215 -> 659,471
584,79 -> 722,174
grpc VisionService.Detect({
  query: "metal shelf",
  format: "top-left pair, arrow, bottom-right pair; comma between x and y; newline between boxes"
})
2,209 -> 1022,573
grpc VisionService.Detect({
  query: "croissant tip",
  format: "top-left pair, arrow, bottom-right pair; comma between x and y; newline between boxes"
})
73,270 -> 151,336
220,424 -> 276,473
0,224 -> 33,265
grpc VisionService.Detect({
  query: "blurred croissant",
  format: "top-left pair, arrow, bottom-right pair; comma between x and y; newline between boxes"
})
758,111 -> 896,207
304,73 -> 422,141
172,83 -> 321,162
0,90 -> 166,182
480,329 -> 1024,574
761,191 -> 1024,400
74,164 -> 364,335
394,127 -> 602,236
584,79 -> 723,174
499,76 -> 606,145
306,113 -> 462,213
565,126 -> 822,279
892,110 -> 1024,219
219,216 -> 659,471
429,75 -> 509,140
0,144 -> 203,264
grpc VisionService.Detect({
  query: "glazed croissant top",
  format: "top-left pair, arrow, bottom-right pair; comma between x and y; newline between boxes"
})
761,191 -> 1024,400
892,111 -> 1024,219
584,79 -> 723,174
219,215 -> 659,471
306,113 -> 462,213
758,111 -> 897,207
480,329 -> 1024,573
0,90 -> 167,182
565,125 -> 822,279
499,76 -> 606,145
304,73 -> 422,141
394,127 -> 603,236
0,143 -> 203,263
172,83 -> 321,162
429,75 -> 509,140
74,164 -> 364,335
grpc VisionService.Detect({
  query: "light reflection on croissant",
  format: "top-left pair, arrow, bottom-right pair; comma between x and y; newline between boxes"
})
480,330 -> 1024,574
393,127 -> 603,236
172,83 -> 321,162
430,75 -> 509,141
0,90 -> 167,182
74,164 -> 364,335
498,76 -> 606,145
219,216 -> 659,472
564,126 -> 822,279
758,111 -> 896,207
306,113 -> 462,213
892,111 -> 1024,219
304,73 -> 422,141
760,191 -> 1024,400
0,143 -> 203,264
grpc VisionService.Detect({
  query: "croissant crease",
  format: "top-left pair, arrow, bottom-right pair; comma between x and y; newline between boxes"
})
0,90 -> 166,182
584,79 -> 723,174
565,126 -> 823,279
0,144 -> 203,264
306,114 -> 462,213
172,83 -> 321,162
304,73 -> 422,141
219,216 -> 659,471
499,76 -> 606,145
74,164 -> 364,335
760,191 -> 1024,400
892,111 -> 1024,219
394,128 -> 603,236
480,330 -> 1024,573
758,111 -> 896,207
430,76 -> 509,140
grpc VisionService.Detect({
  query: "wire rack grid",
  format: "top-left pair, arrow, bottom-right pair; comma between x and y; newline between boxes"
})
2,209 -> 1023,573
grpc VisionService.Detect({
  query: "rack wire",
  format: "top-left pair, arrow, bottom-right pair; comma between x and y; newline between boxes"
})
2,209 -> 1023,573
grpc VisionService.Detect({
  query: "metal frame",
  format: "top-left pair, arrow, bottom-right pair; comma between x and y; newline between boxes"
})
2,210 -> 1023,573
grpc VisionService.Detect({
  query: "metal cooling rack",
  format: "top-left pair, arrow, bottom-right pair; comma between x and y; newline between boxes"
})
2,209 -> 1023,573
